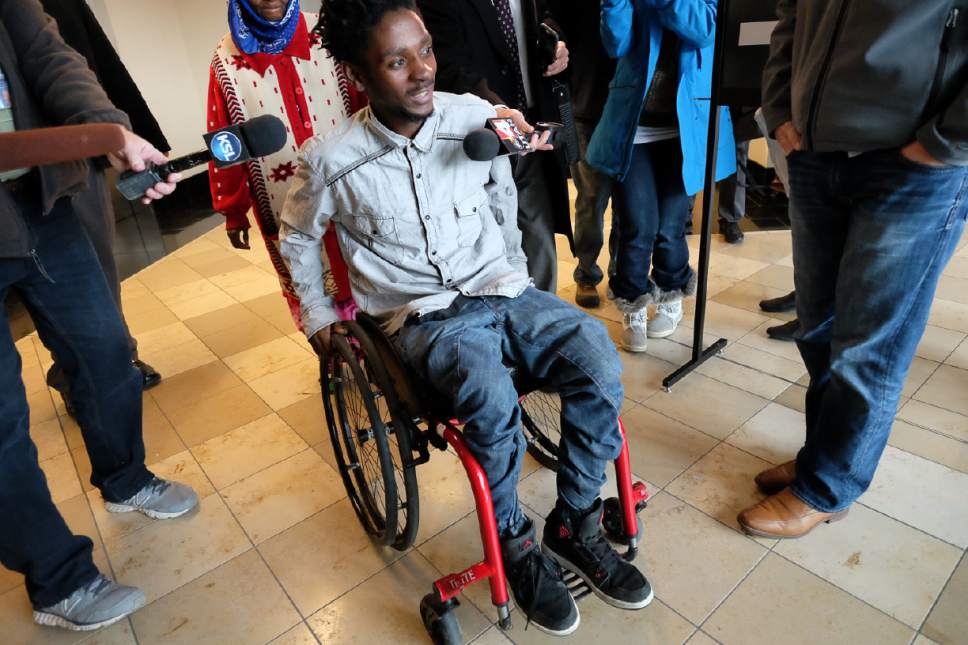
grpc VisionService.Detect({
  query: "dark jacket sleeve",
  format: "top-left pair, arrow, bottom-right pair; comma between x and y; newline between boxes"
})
418,0 -> 505,104
919,81 -> 968,165
3,0 -> 131,129
760,0 -> 796,135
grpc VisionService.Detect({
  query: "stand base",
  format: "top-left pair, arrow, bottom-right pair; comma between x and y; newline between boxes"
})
662,338 -> 728,391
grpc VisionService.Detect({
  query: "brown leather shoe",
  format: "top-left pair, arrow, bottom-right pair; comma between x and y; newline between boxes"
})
754,460 -> 797,495
737,488 -> 849,539
575,282 -> 601,308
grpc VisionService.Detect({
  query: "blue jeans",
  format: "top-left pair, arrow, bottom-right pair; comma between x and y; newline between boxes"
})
609,139 -> 693,304
788,150 -> 968,512
0,190 -> 152,607
393,287 -> 625,534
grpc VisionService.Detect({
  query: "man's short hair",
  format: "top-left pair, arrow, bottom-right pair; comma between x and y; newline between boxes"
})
315,0 -> 418,66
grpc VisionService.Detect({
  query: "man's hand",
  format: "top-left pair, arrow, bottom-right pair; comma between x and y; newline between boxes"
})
775,121 -> 802,156
544,41 -> 569,77
901,141 -> 946,168
227,228 -> 251,250
308,322 -> 348,356
494,107 -> 554,153
108,129 -> 181,204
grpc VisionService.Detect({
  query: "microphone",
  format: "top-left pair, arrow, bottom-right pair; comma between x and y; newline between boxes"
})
116,114 -> 287,200
463,128 -> 502,162
462,119 -> 560,162
0,124 -> 127,173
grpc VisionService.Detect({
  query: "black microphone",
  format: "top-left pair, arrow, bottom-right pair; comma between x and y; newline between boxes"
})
116,114 -> 288,200
463,128 -> 502,162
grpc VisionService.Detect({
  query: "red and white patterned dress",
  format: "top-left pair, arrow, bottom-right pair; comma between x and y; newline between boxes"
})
207,13 -> 364,327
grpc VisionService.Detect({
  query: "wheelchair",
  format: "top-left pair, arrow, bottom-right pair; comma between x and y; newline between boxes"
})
319,313 -> 651,643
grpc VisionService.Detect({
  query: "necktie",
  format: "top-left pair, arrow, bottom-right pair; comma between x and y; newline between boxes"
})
492,0 -> 528,110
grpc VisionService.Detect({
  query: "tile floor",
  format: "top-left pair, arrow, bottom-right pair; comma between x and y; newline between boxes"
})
6,222 -> 968,645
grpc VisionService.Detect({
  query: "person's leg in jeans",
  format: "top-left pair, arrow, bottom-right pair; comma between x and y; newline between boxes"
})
20,202 -> 153,502
0,278 -> 101,609
717,141 -> 749,243
791,152 -> 968,512
514,153 -> 559,293
571,119 -> 615,305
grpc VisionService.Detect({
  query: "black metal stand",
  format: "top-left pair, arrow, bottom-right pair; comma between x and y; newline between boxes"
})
663,1 -> 730,391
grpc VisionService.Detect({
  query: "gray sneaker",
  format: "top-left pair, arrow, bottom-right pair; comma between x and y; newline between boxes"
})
621,310 -> 649,352
34,575 -> 145,631
104,477 -> 198,519
647,300 -> 683,339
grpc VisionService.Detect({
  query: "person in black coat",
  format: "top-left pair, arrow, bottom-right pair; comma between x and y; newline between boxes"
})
417,0 -> 572,293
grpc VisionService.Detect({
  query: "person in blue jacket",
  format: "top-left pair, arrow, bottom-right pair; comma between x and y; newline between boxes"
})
587,0 -> 735,353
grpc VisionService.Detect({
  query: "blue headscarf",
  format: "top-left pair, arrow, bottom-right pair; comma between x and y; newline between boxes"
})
229,0 -> 301,55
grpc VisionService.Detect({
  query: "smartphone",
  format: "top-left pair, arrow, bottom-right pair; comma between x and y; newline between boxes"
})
486,117 -> 532,155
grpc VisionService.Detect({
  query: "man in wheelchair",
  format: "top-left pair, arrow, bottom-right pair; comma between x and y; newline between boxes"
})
280,0 -> 652,635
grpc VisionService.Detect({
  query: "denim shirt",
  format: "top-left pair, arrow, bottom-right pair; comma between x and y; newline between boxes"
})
280,92 -> 531,337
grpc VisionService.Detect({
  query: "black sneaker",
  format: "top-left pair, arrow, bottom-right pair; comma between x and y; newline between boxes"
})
501,518 -> 579,636
766,318 -> 799,342
542,499 -> 653,610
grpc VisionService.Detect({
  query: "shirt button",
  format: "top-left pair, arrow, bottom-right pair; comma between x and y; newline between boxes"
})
416,173 -> 422,179
295,87 -> 303,95
304,121 -> 311,128
431,250 -> 437,255
424,215 -> 430,220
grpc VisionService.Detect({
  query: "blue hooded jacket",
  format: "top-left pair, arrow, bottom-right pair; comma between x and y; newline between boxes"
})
586,0 -> 736,194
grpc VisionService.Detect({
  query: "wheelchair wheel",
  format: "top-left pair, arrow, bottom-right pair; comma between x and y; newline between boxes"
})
322,333 -> 419,550
520,389 -> 562,471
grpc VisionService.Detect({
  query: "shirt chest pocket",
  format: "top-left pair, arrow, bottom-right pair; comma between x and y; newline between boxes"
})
454,189 -> 487,248
351,211 -> 397,247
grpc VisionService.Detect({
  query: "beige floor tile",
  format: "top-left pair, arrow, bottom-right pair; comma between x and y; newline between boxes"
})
642,337 -> 694,365
278,395 -> 328,447
914,364 -> 968,417
618,351 -> 676,403
739,320 -> 805,363
28,386 -> 57,424
243,292 -> 298,333
745,264 -> 795,292
697,355 -> 791,400
150,361 -> 244,416
106,495 -> 250,603
136,257 -> 204,293
861,446 -> 968,548
946,337 -> 968,370
182,303 -> 265,338
888,420 -> 968,474
0,565 -> 21,596
645,373 -> 768,439
705,253 -> 770,281
922,555 -> 968,645
135,322 -> 197,356
913,635 -> 940,645
773,382 -> 806,414
22,361 -> 47,395
683,302 -> 773,341
166,289 -> 240,321
141,398 -> 187,467
16,334 -> 40,367
504,598 -> 694,645
260,498 -> 401,615
307,552 -> 492,644
666,443 -> 772,534
269,623 -> 318,645
70,446 -> 96,494
182,251 -> 252,278
945,255 -> 968,278
138,339 -> 218,380
411,450 -> 484,544
622,405 -> 719,487
517,464 -> 628,522
167,383 -> 272,447
685,630 -> 721,645
193,414 -> 308,489
125,306 -> 180,336
200,318 -> 286,359
41,451 -> 82,503
929,298 -> 968,333
937,275 -> 968,306
721,341 -> 806,383
210,266 -> 284,302
471,626 -> 515,644
713,281 -> 796,321
247,357 -> 321,410
641,492 -> 766,623
716,231 -> 793,264
223,336 -> 311,382
31,418 -> 68,462
88,450 -> 216,544
775,503 -> 961,629
173,236 -> 223,258
917,326 -> 966,364
903,357 -> 941,399
726,403 -> 805,466
131,550 -> 300,645
898,399 -> 968,442
704,554 -> 913,645
221,449 -> 344,544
